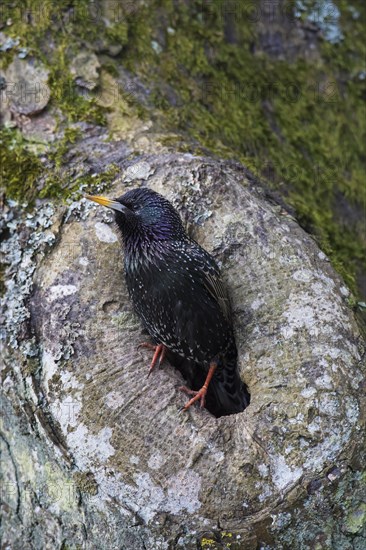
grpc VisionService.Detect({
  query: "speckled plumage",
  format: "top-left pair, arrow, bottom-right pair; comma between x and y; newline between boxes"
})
109,187 -> 248,416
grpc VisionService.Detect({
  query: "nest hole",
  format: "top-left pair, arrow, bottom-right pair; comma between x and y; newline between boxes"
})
167,349 -> 250,418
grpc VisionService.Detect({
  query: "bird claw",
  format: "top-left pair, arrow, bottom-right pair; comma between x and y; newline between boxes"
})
179,385 -> 207,410
179,363 -> 217,411
138,343 -> 167,376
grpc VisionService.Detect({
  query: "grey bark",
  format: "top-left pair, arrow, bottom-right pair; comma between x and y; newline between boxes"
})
1,134 -> 365,549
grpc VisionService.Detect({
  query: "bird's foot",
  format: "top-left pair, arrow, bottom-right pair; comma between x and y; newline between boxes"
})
179,362 -> 217,411
179,385 -> 208,410
138,342 -> 167,377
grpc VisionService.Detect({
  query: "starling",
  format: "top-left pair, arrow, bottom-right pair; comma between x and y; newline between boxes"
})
86,188 -> 248,416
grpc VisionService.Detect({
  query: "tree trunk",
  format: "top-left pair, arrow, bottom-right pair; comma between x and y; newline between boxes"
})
1,1 -> 366,548
1,138 -> 365,548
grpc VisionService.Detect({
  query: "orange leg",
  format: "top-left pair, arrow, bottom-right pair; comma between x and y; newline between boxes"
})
138,342 -> 167,377
179,362 -> 217,411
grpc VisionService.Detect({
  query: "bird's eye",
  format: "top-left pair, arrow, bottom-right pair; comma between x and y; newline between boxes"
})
121,200 -> 135,211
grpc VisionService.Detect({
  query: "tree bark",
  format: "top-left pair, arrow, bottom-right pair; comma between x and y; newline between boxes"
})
1,1 -> 366,548
1,137 -> 365,549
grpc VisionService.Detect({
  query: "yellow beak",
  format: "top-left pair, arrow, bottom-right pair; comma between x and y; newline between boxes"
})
85,194 -> 125,213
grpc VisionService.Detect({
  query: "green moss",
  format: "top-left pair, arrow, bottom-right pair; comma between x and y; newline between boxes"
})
200,531 -> 241,549
105,21 -> 129,47
0,48 -> 17,71
0,128 -> 43,202
39,161 -> 120,202
2,0 -> 365,297
120,0 -> 366,297
1,1 -> 108,124
47,43 -> 107,125
1,124 -> 119,203
0,1 -> 101,48
102,61 -> 120,79
50,127 -> 82,170
343,503 -> 366,534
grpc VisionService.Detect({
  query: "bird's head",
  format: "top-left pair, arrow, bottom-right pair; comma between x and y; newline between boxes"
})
86,187 -> 186,242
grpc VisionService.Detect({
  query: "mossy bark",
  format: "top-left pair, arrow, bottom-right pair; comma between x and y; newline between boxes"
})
1,0 -> 365,299
2,139 -> 366,549
1,1 -> 366,549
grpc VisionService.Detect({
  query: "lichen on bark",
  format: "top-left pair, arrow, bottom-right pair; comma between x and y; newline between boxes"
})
1,1 -> 366,549
1,145 -> 366,548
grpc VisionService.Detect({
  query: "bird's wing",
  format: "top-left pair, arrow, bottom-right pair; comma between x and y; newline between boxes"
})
134,239 -> 234,363
201,268 -> 231,323
185,239 -> 232,323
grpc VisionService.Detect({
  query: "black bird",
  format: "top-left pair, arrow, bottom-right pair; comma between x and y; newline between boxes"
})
86,187 -> 248,416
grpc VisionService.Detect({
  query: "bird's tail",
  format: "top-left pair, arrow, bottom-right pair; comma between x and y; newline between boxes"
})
203,345 -> 250,417
168,342 -> 250,417
167,344 -> 249,417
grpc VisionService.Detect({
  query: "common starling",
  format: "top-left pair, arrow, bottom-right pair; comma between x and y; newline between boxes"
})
86,188 -> 248,416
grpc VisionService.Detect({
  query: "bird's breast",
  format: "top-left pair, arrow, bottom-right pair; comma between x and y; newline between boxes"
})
124,249 -> 233,364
